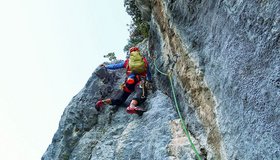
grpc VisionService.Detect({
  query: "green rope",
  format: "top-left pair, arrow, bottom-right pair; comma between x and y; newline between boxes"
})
153,58 -> 202,160
154,63 -> 168,76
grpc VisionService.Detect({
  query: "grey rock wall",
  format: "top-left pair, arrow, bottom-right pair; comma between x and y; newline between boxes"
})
149,0 -> 280,159
136,0 -> 151,21
42,66 -> 118,160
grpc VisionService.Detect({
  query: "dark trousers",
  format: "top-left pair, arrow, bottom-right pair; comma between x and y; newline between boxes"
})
111,82 -> 147,106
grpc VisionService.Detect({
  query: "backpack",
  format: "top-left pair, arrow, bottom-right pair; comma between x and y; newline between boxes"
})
127,51 -> 147,74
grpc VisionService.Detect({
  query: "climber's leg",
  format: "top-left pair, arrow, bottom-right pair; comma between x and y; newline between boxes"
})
126,83 -> 147,116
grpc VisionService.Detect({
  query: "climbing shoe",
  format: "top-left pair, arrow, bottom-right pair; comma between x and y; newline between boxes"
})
95,100 -> 103,111
95,99 -> 111,111
126,105 -> 146,116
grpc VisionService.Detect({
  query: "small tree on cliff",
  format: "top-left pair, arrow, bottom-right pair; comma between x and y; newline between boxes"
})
124,0 -> 150,52
103,52 -> 117,62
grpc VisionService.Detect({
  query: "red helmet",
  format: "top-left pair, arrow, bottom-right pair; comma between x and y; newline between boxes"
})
129,47 -> 139,53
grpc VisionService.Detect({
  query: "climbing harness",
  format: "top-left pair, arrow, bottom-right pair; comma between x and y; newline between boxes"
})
153,53 -> 202,160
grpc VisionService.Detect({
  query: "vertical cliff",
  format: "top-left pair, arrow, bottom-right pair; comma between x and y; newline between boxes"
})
43,0 -> 279,159
148,0 -> 279,159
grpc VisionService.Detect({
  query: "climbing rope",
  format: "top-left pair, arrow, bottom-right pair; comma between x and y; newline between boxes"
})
152,54 -> 202,160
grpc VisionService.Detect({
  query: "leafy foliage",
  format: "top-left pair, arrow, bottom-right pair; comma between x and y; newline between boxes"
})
124,0 -> 150,52
124,0 -> 142,25
103,52 -> 117,61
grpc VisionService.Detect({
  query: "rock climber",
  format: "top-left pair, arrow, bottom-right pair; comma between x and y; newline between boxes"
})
95,47 -> 152,116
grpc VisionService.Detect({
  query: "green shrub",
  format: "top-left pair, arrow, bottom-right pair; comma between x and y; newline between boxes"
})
103,52 -> 117,61
124,0 -> 150,52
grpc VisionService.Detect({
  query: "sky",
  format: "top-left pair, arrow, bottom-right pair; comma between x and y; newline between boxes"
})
0,0 -> 131,159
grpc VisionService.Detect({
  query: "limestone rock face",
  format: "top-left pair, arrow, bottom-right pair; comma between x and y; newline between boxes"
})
149,0 -> 280,159
43,0 -> 279,159
135,0 -> 152,21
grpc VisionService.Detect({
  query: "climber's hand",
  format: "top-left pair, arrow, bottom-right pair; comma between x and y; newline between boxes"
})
99,64 -> 108,71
